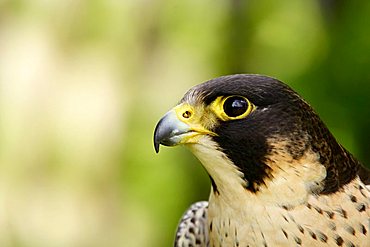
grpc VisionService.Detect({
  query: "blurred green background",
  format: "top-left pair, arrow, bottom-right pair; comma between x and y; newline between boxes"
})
0,0 -> 369,246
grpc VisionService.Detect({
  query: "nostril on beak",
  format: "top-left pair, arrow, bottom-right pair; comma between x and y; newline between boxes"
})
182,110 -> 192,119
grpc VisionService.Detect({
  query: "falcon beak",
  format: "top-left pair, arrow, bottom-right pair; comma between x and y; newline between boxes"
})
153,109 -> 192,153
154,104 -> 217,153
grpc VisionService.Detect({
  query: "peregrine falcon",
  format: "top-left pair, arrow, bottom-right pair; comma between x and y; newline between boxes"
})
153,74 -> 370,247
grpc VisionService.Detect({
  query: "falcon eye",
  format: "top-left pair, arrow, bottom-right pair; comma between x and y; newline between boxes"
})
210,95 -> 253,121
223,96 -> 249,117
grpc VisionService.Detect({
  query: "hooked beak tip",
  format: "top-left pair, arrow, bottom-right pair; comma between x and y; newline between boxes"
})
153,126 -> 161,153
154,142 -> 160,153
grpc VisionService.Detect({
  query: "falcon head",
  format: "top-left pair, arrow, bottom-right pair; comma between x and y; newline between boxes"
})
154,75 -> 364,203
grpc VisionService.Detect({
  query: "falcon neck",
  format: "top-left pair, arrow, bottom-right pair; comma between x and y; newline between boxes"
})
187,141 -> 248,201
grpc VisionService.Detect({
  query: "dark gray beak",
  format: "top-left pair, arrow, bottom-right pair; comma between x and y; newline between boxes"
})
153,110 -> 191,153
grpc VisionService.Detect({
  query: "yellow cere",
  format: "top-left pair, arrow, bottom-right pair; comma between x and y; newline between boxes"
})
173,103 -> 218,144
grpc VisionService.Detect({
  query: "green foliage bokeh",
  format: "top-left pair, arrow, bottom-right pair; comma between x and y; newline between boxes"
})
0,1 -> 369,246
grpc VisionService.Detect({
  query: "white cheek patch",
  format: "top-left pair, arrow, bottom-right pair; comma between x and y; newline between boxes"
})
185,136 -> 247,196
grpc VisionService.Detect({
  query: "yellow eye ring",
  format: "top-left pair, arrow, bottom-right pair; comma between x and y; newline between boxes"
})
211,95 -> 254,121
